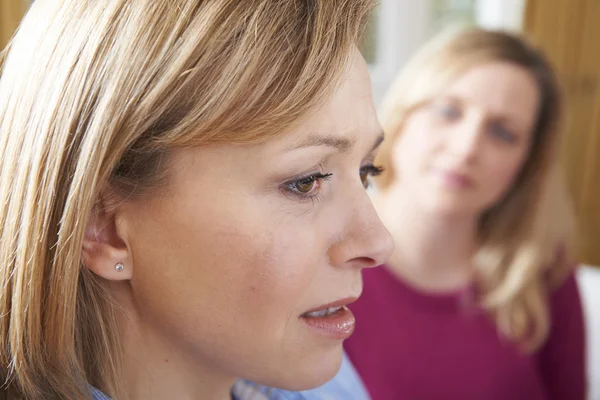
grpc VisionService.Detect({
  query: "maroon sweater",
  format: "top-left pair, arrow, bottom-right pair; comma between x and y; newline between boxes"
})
345,266 -> 586,400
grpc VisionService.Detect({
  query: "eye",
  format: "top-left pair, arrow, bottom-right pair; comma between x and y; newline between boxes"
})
285,172 -> 333,199
360,164 -> 385,189
489,122 -> 517,144
433,102 -> 462,121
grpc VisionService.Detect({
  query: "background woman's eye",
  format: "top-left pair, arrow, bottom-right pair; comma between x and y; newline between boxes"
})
360,165 -> 385,189
438,104 -> 461,120
431,101 -> 462,122
489,122 -> 517,144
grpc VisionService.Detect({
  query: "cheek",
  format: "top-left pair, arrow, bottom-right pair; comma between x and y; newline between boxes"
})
236,227 -> 320,321
392,118 -> 437,179
480,151 -> 528,201
126,197 -> 321,343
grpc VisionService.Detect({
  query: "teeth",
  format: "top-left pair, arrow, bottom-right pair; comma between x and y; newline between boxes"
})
304,306 -> 343,318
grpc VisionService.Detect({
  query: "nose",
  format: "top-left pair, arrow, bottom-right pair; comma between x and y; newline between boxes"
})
446,115 -> 484,161
327,189 -> 394,270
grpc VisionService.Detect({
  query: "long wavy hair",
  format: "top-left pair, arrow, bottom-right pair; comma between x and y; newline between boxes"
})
375,27 -> 576,352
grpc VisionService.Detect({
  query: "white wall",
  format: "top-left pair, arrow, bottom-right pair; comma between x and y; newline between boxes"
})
369,0 -> 527,106
578,267 -> 600,400
475,0 -> 527,31
368,0 -> 431,106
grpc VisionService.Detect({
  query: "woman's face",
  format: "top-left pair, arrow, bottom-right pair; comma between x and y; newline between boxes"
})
391,61 -> 540,218
112,50 -> 392,389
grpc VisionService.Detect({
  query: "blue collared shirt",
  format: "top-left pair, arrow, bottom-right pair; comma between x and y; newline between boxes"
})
92,352 -> 369,400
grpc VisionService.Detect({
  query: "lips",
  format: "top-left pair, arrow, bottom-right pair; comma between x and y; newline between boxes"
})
301,297 -> 357,316
300,297 -> 357,340
435,168 -> 474,189
303,306 -> 344,318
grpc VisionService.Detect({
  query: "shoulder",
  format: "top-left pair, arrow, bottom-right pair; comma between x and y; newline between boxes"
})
541,268 -> 583,337
548,269 -> 581,311
536,269 -> 587,399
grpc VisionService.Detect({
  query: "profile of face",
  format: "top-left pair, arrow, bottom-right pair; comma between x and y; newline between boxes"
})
391,62 -> 540,217
83,50 -> 392,391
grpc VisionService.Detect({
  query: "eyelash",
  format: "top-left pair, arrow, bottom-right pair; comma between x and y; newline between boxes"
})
283,164 -> 385,202
360,164 -> 385,189
283,172 -> 333,203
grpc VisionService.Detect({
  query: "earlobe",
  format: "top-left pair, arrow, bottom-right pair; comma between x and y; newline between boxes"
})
82,198 -> 133,281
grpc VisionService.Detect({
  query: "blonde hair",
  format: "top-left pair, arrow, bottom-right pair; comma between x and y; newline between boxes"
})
376,28 -> 576,351
0,0 -> 375,398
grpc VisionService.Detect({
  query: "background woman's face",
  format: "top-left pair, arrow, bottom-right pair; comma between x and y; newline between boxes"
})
392,62 -> 540,217
117,50 -> 393,389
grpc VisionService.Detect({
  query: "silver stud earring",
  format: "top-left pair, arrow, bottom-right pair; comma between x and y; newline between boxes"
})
115,262 -> 124,272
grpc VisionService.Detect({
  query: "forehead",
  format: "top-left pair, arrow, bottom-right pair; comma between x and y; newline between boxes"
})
444,62 -> 540,121
277,50 -> 380,150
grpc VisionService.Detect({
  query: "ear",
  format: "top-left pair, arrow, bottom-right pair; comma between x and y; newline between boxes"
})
82,194 -> 133,281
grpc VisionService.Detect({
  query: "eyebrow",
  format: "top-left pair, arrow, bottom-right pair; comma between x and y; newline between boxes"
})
286,132 -> 384,153
444,94 -> 526,130
370,133 -> 385,152
286,134 -> 356,153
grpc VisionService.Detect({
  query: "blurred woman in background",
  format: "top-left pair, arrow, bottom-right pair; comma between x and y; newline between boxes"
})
345,28 -> 586,400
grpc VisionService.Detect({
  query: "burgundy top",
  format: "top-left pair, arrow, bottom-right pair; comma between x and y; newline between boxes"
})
345,266 -> 586,400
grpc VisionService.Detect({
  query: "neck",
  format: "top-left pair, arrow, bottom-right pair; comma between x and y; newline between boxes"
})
375,186 -> 479,292
112,284 -> 235,400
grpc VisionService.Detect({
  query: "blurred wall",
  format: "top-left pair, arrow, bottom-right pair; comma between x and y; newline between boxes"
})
364,0 -> 526,106
524,0 -> 600,266
0,0 -> 28,50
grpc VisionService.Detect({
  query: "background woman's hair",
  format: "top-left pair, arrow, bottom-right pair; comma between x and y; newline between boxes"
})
0,0 -> 375,398
375,27 -> 576,352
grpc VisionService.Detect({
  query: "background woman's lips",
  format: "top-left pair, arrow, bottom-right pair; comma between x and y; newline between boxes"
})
436,168 -> 474,189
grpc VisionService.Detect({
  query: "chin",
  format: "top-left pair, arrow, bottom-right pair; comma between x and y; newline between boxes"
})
425,203 -> 465,218
254,344 -> 344,391
424,197 -> 476,218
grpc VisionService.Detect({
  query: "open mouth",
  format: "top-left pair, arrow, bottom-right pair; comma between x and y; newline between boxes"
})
301,306 -> 345,318
300,304 -> 356,340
